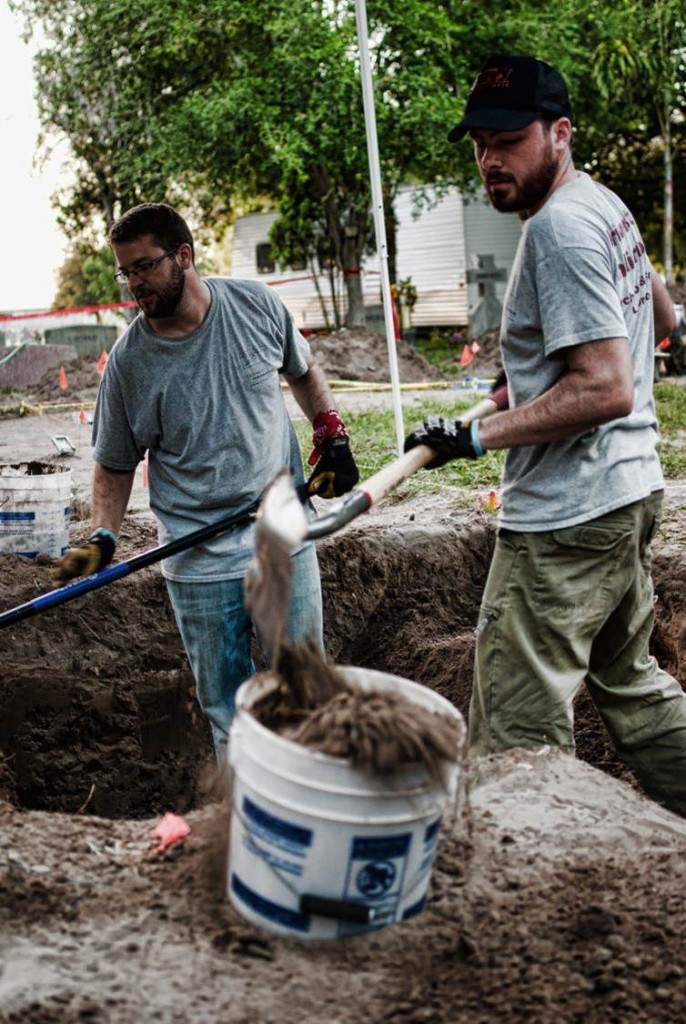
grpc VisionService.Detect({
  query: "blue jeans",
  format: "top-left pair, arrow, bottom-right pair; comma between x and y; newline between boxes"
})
166,544 -> 323,761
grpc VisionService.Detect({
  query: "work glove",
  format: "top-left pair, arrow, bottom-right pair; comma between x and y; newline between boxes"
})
306,410 -> 360,499
51,528 -> 117,585
404,415 -> 484,469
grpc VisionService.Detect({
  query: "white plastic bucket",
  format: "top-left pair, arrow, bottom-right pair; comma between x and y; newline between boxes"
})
227,666 -> 466,940
0,462 -> 71,557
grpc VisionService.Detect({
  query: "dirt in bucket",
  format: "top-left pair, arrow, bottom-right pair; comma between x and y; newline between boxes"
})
250,643 -> 463,777
0,461 -> 67,476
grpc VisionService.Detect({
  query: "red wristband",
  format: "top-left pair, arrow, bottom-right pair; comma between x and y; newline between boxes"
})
309,410 -> 348,465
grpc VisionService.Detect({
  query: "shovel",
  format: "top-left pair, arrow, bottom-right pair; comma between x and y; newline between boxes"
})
0,393 -> 502,633
0,504 -> 257,630
244,443 -> 437,661
244,390 -> 507,660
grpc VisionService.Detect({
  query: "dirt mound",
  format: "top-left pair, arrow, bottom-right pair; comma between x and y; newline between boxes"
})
309,326 -> 444,382
2,495 -> 686,1020
20,328 -> 445,409
469,326 -> 502,375
30,355 -> 101,404
3,749 -> 686,1022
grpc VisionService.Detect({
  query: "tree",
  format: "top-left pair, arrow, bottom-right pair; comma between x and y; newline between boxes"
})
16,0 -> 683,323
488,0 -> 686,281
15,0 -> 489,327
53,243 -> 121,310
588,0 -> 686,283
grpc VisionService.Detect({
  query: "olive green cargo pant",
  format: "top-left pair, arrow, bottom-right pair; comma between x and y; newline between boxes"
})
469,492 -> 686,817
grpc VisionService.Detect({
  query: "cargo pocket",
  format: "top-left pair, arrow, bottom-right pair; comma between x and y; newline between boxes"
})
531,521 -> 634,622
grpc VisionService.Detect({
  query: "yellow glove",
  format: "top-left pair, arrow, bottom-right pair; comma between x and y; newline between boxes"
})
51,528 -> 117,585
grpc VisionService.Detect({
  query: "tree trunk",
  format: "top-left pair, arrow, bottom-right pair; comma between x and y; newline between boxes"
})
342,230 -> 366,327
310,260 -> 332,332
383,195 -> 397,287
663,108 -> 673,285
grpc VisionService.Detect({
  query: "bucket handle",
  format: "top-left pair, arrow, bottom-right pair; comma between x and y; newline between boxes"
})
299,895 -> 374,925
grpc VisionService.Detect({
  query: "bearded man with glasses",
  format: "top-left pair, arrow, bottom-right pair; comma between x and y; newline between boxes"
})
53,202 -> 359,762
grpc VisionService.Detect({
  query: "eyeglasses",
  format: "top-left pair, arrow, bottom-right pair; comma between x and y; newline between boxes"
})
113,248 -> 178,282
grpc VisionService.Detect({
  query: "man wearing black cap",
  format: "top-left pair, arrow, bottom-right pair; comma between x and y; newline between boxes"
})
405,55 -> 686,816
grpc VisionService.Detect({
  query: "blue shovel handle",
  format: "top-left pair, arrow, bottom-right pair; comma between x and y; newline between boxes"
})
0,506 -> 257,630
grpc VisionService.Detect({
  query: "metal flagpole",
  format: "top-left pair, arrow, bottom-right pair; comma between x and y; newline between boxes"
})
354,0 -> 405,456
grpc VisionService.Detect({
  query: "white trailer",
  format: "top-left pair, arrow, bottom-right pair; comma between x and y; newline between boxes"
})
230,185 -> 521,331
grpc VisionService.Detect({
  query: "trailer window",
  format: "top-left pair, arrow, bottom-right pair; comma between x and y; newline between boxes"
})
256,243 -> 275,275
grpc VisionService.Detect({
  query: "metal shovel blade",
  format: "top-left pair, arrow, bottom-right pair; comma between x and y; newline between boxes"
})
243,470 -> 309,666
243,445 -> 436,664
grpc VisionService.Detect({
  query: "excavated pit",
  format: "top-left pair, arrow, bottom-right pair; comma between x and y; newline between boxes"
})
1,515 -> 685,818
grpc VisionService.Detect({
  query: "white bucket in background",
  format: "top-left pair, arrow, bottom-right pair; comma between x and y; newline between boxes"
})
227,666 -> 466,940
0,463 -> 71,557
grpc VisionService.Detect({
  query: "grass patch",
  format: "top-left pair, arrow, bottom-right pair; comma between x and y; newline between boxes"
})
293,395 -> 505,498
413,331 -> 463,378
293,381 -> 686,491
655,383 -> 686,478
655,382 -> 686,432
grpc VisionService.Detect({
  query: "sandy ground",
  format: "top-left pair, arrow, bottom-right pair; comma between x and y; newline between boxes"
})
2,338 -> 686,1022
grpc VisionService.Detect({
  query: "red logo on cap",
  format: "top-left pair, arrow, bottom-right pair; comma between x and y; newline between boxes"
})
473,67 -> 513,92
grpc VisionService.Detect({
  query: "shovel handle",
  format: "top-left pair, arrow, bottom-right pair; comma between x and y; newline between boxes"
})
358,444 -> 436,507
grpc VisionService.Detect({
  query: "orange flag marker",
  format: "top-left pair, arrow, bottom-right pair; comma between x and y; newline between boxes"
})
97,350 -> 108,375
78,408 -> 88,424
58,365 -> 68,390
149,812 -> 190,854
479,490 -> 502,514
459,344 -> 475,368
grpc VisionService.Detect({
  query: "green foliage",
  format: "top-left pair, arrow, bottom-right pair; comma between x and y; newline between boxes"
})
414,330 -> 464,378
10,0 -> 685,290
53,243 -> 120,309
395,277 -> 417,310
655,383 -> 686,432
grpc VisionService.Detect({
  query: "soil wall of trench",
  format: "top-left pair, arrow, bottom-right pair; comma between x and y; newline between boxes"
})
1,512 -> 685,819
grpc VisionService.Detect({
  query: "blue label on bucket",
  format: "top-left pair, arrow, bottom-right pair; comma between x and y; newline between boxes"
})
338,832 -> 413,936
419,816 -> 442,875
424,817 -> 441,845
242,833 -> 304,878
351,835 -> 411,862
402,895 -> 426,921
231,873 -> 311,933
0,511 -> 36,522
242,796 -> 312,854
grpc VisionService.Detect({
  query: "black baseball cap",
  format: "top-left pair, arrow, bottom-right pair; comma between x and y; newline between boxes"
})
448,55 -> 573,142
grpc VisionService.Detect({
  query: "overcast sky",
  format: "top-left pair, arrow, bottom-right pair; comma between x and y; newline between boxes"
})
0,6 -> 70,313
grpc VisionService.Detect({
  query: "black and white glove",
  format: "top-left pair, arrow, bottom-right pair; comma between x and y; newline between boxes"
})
404,415 -> 485,469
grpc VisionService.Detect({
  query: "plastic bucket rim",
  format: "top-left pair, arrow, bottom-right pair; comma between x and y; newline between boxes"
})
233,665 -> 465,770
232,740 -> 456,801
0,462 -> 71,477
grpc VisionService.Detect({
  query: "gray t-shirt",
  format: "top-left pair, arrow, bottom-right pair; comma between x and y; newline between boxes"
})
498,172 -> 663,531
92,277 -> 311,580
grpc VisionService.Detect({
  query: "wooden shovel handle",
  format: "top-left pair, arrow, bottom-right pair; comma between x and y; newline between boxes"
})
359,444 -> 436,507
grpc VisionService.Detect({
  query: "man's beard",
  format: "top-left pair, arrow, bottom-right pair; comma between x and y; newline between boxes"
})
134,262 -> 186,318
486,148 -> 560,214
